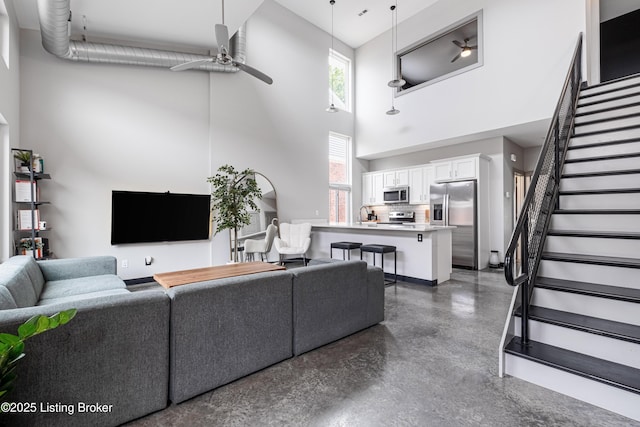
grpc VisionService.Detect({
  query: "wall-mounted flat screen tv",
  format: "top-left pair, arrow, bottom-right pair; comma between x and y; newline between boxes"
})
111,190 -> 211,244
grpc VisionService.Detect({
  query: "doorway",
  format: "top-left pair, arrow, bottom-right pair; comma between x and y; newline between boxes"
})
513,170 -> 526,267
588,0 -> 640,84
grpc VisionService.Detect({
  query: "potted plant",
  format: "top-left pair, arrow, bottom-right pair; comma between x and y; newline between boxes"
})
208,165 -> 263,262
18,239 -> 44,258
13,151 -> 32,173
0,309 -> 77,404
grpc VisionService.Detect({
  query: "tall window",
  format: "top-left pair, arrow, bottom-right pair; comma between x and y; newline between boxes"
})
329,49 -> 351,112
329,132 -> 352,224
0,0 -> 9,68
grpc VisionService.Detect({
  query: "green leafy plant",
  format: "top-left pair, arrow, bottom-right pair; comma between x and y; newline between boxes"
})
18,240 -> 43,251
208,165 -> 263,262
13,151 -> 32,167
0,309 -> 77,402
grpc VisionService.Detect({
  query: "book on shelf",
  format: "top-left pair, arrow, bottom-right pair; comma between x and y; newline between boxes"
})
18,209 -> 40,230
15,180 -> 37,202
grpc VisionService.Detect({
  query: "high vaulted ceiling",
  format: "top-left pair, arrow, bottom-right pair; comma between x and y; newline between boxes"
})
12,0 -> 438,50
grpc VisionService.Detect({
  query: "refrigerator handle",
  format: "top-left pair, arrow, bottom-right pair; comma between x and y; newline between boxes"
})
444,193 -> 449,226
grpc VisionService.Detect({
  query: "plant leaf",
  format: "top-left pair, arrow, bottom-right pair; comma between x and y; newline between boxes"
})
0,334 -> 19,345
17,317 -> 38,339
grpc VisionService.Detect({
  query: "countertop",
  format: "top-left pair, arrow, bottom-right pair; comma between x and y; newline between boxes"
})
312,223 -> 455,232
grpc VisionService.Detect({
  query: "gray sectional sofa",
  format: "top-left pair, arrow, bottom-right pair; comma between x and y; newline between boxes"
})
0,255 -> 170,427
0,256 -> 384,426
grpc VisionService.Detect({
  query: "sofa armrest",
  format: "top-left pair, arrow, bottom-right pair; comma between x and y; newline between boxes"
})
0,290 -> 170,427
366,265 -> 385,325
37,256 -> 117,281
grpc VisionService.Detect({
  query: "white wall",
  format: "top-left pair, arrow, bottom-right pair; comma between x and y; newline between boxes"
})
355,0 -> 586,159
18,0 -> 356,276
207,0 -> 356,264
0,0 -> 21,262
19,30 -> 212,278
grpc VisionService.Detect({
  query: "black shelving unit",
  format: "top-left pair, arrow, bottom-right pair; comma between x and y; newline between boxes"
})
11,148 -> 51,259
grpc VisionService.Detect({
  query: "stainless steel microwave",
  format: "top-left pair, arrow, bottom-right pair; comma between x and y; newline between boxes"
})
383,186 -> 409,204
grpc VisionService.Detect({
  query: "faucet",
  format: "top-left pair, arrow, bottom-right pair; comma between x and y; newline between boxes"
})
358,206 -> 370,224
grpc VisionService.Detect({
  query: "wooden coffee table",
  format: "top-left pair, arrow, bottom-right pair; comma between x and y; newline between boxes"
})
153,261 -> 286,289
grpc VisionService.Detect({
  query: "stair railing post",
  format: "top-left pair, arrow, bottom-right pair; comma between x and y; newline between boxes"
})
521,212 -> 530,344
554,118 -> 561,210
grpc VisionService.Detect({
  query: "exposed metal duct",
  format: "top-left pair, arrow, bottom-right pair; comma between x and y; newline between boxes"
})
36,0 -> 244,73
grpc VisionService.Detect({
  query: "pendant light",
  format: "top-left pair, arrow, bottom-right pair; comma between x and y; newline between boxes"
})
386,2 -> 401,115
326,0 -> 339,113
387,1 -> 405,88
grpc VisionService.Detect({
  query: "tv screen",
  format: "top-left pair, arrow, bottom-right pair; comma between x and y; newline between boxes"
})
111,191 -> 211,244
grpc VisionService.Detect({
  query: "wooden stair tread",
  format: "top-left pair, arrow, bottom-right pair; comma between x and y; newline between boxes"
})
541,252 -> 640,269
547,229 -> 640,239
572,123 -> 640,138
576,100 -> 640,119
559,188 -> 640,195
535,276 -> 640,304
553,209 -> 640,215
568,137 -> 640,150
564,152 -> 640,163
505,337 -> 640,394
562,168 -> 640,178
516,305 -> 640,344
573,111 -> 640,127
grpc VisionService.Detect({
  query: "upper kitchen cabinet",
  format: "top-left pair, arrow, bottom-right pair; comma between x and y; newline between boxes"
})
362,172 -> 385,206
383,169 -> 409,187
432,155 -> 484,182
409,166 -> 434,205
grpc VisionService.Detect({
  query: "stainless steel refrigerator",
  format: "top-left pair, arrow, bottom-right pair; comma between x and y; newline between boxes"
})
430,180 -> 477,269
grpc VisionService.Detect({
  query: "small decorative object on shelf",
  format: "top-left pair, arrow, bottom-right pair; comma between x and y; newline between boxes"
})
13,150 -> 32,173
11,148 -> 52,259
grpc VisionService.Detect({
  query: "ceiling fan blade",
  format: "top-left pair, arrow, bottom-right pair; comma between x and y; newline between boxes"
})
452,40 -> 464,48
170,58 -> 214,71
451,53 -> 461,63
470,45 -> 478,50
215,24 -> 230,54
233,61 -> 273,85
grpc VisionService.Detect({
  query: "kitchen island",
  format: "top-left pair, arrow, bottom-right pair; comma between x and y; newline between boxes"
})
309,223 -> 454,285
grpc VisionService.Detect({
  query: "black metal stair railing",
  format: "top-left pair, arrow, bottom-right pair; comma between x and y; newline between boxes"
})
504,34 -> 583,344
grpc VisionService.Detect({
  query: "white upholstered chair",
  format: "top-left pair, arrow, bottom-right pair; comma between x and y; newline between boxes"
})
244,223 -> 278,262
274,222 -> 312,265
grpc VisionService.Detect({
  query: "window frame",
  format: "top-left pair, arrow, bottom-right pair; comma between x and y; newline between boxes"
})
0,0 -> 10,69
328,49 -> 352,113
396,10 -> 483,97
328,131 -> 353,224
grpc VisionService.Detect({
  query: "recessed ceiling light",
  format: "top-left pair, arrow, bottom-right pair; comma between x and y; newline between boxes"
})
358,9 -> 368,17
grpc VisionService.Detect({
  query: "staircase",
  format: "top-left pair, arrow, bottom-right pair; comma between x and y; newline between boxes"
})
502,73 -> 640,422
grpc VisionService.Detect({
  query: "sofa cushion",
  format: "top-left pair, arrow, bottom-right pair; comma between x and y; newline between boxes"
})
0,255 -> 46,304
0,265 -> 38,308
37,288 -> 130,306
39,274 -> 126,301
0,285 -> 17,310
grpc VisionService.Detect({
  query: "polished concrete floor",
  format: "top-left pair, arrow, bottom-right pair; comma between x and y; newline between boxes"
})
126,268 -> 637,427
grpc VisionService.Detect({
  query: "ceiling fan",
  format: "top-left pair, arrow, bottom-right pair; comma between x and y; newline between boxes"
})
451,38 -> 477,63
170,0 -> 273,85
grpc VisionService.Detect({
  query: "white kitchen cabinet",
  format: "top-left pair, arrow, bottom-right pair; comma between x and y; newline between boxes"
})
409,166 -> 434,205
383,169 -> 409,187
432,156 -> 478,182
362,172 -> 385,205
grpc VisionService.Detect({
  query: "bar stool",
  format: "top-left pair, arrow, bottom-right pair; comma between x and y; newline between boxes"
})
330,241 -> 362,260
360,244 -> 397,286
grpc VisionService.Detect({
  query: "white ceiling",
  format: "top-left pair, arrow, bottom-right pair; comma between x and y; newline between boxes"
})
273,0 -> 439,48
12,0 -> 437,50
